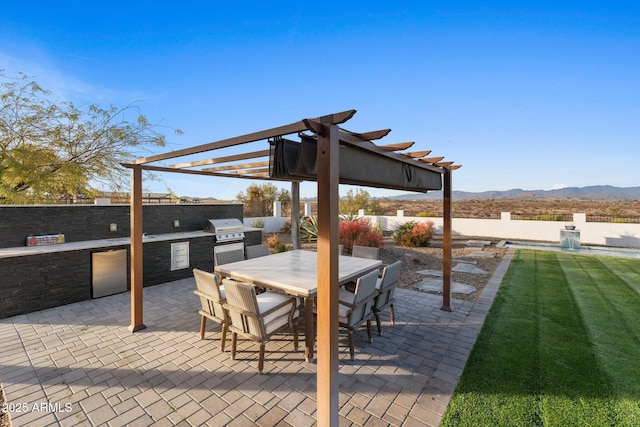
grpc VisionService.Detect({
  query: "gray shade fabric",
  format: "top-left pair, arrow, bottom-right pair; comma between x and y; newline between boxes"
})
269,135 -> 442,192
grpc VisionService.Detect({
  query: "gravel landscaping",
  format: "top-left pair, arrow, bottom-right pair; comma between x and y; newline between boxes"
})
290,233 -> 508,303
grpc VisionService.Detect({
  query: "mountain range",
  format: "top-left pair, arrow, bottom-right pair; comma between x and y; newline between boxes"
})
385,185 -> 640,201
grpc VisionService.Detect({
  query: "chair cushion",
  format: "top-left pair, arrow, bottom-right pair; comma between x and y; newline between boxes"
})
256,291 -> 297,326
338,288 -> 356,305
264,309 -> 300,335
375,277 -> 383,290
338,304 -> 351,323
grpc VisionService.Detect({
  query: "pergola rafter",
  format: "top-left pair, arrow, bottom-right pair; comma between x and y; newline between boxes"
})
169,149 -> 271,169
122,109 -> 460,427
202,161 -> 269,172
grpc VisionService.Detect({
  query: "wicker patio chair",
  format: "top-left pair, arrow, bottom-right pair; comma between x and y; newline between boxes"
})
214,248 -> 245,266
193,269 -> 229,351
351,245 -> 380,260
336,269 -> 380,360
222,279 -> 299,373
246,244 -> 270,259
343,245 -> 380,292
373,260 -> 402,336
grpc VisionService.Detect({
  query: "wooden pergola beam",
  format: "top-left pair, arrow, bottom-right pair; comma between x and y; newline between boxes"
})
121,163 -> 287,182
435,161 -> 454,167
404,150 -> 432,158
378,141 -> 415,151
132,110 -> 352,166
301,110 -> 356,134
352,129 -> 392,141
420,156 -> 445,164
224,171 -> 270,177
169,149 -> 270,169
203,161 -> 269,172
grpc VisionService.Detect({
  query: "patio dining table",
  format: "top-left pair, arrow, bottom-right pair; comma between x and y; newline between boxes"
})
214,249 -> 382,361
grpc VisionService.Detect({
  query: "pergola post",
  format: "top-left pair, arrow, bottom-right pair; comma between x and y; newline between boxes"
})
129,167 -> 146,331
291,181 -> 301,250
441,167 -> 452,312
316,122 -> 340,426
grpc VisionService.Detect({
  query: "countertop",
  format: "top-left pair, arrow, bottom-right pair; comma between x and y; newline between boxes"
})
0,231 -> 214,259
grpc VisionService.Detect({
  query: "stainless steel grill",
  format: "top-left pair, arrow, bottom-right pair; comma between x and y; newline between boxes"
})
204,218 -> 245,243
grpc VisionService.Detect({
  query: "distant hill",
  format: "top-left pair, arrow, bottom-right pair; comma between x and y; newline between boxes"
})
386,185 -> 640,201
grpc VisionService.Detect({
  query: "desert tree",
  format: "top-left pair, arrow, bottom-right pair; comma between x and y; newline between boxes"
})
0,71 -> 179,203
339,188 -> 384,215
236,183 -> 291,217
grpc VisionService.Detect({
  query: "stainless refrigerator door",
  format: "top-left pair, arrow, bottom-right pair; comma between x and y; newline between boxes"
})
92,249 -> 127,298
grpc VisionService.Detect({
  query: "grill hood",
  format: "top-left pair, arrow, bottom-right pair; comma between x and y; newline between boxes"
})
204,218 -> 245,242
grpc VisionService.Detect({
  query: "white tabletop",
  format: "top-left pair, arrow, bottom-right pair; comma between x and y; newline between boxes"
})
215,249 -> 382,298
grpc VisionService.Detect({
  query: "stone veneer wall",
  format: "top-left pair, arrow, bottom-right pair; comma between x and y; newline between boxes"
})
0,204 -> 262,319
0,204 -> 244,248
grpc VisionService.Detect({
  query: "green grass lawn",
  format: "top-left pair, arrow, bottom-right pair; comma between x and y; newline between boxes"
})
441,250 -> 640,426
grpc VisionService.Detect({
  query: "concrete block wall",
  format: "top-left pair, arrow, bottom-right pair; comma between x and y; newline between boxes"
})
0,204 -> 262,319
363,212 -> 640,248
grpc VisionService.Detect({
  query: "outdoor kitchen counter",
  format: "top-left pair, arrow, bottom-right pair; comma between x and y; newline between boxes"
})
0,231 -> 216,259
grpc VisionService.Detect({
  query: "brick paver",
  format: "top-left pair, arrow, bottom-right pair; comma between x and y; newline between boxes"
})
0,250 -> 514,426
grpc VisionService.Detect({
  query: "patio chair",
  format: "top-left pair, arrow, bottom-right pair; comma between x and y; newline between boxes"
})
214,248 -> 245,266
344,245 -> 380,292
246,244 -> 270,259
373,260 -> 402,336
336,269 -> 379,360
222,279 -> 299,373
193,269 -> 229,351
352,245 -> 379,260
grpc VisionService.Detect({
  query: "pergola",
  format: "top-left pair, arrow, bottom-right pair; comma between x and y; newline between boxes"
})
122,109 -> 460,426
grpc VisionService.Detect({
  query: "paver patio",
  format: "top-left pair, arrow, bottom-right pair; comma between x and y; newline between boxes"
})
0,250 -> 512,426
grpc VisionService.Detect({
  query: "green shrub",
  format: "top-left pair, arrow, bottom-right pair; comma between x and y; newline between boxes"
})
392,220 -> 434,247
273,243 -> 288,253
532,214 -> 563,221
251,218 -> 265,228
300,215 -> 318,242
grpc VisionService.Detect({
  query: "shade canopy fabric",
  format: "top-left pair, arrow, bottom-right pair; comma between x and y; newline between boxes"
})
269,135 -> 443,192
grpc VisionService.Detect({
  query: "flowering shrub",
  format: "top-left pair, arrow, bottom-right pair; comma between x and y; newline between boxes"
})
339,218 -> 383,255
393,220 -> 434,247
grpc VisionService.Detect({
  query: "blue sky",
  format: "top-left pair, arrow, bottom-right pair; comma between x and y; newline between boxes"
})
2,1 -> 638,200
